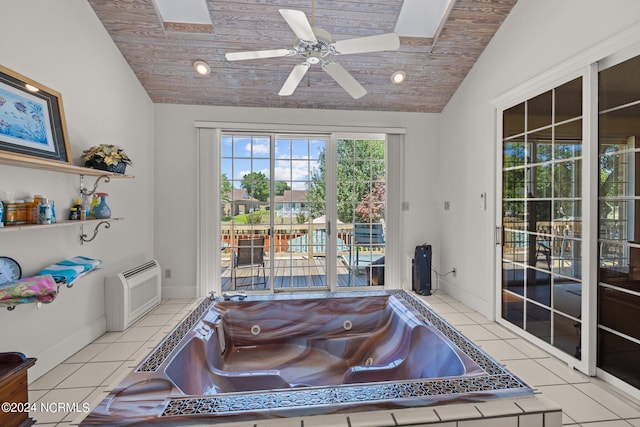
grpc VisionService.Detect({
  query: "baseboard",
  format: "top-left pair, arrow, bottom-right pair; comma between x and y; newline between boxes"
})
161,285 -> 197,300
438,279 -> 492,319
29,316 -> 106,383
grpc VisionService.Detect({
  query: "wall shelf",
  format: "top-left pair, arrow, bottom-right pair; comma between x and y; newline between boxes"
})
0,152 -> 134,179
0,152 -> 132,243
0,217 -> 124,233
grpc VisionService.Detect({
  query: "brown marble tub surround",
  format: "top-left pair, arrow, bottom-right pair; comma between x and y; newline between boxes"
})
80,291 -> 533,425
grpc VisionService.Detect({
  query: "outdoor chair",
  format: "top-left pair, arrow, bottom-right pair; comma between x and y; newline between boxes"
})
232,237 -> 267,289
347,223 -> 385,286
535,235 -> 552,269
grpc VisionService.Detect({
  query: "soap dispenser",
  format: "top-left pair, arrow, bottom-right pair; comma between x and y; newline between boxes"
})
94,192 -> 111,219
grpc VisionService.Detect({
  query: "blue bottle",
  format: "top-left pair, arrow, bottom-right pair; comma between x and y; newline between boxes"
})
0,200 -> 4,227
94,192 -> 111,219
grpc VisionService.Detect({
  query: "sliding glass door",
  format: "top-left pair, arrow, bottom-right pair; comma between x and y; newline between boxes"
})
218,132 -> 386,292
500,77 -> 584,359
597,54 -> 640,389
498,51 -> 640,393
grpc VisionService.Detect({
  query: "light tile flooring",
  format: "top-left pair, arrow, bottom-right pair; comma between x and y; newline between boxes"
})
28,292 -> 640,426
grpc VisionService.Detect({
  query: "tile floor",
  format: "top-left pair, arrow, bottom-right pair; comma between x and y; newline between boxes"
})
27,292 -> 640,426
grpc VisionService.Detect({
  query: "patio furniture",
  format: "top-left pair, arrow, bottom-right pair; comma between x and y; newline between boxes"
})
535,236 -> 551,269
347,223 -> 385,286
232,237 -> 267,289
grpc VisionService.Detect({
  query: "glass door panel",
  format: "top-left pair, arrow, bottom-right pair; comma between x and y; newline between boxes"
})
336,138 -> 386,287
598,54 -> 640,389
500,77 -> 583,359
220,134 -> 272,291
273,135 -> 328,290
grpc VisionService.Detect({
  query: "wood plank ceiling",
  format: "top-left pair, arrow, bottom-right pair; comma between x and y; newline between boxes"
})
88,0 -> 517,113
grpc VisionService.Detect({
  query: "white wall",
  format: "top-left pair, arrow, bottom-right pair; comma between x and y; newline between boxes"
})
438,0 -> 640,318
0,0 -> 154,380
154,104 -> 439,298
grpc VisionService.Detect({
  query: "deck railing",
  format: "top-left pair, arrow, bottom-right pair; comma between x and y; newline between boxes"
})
221,223 -> 384,258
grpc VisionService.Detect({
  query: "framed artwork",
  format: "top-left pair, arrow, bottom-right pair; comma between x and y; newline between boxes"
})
0,65 -> 71,163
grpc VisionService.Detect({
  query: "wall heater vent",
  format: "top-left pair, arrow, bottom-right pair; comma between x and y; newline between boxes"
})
105,259 -> 161,332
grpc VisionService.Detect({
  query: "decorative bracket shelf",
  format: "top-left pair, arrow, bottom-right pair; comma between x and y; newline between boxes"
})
80,174 -> 112,197
0,217 -> 124,239
0,152 -> 132,243
80,220 -> 111,245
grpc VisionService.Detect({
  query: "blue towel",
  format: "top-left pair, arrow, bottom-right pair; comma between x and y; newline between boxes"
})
37,256 -> 101,284
58,256 -> 101,272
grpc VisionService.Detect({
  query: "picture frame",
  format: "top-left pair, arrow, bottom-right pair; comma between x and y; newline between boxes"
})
0,65 -> 71,164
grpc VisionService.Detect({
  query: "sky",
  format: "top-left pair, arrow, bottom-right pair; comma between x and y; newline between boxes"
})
221,135 -> 326,191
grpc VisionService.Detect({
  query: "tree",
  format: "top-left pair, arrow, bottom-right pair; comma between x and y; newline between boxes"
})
354,181 -> 385,222
275,181 -> 290,196
240,171 -> 269,202
307,139 -> 385,223
221,174 -> 233,217
221,173 -> 232,203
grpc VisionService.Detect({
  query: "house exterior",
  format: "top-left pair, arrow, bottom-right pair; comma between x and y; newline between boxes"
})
273,189 -> 308,217
223,188 -> 261,216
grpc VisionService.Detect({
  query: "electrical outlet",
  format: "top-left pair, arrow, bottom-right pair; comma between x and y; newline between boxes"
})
165,268 -> 172,279
452,268 -> 457,277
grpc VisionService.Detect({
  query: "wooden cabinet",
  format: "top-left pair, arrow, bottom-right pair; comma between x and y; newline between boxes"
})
0,352 -> 36,427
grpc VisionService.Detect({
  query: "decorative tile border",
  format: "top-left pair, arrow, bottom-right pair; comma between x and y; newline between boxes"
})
147,290 -> 530,418
136,297 -> 215,372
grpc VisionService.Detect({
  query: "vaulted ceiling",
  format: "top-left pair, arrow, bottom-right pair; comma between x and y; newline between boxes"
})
88,0 -> 517,113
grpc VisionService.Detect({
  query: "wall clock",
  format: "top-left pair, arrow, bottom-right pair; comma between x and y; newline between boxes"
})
0,256 -> 22,285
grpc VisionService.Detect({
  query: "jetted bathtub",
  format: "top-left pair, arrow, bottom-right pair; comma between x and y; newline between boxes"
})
81,291 -> 532,425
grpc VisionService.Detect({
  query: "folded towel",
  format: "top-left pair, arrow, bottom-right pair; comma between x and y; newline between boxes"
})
36,256 -> 101,284
0,274 -> 58,305
37,264 -> 85,284
58,256 -> 101,272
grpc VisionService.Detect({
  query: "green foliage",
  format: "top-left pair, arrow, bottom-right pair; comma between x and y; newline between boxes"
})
296,213 -> 307,224
275,181 -> 291,196
307,139 -> 385,223
247,211 -> 263,224
241,172 -> 269,202
225,209 -> 269,224
221,173 -> 232,202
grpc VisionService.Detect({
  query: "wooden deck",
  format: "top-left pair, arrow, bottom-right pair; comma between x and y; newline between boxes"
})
220,256 -> 376,290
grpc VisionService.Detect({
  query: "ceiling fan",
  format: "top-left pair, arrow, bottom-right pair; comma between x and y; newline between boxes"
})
224,7 -> 400,99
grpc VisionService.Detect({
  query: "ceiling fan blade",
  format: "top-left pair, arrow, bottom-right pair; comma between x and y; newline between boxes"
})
225,49 -> 292,61
279,9 -> 317,42
332,33 -> 400,55
279,63 -> 310,96
322,62 -> 367,99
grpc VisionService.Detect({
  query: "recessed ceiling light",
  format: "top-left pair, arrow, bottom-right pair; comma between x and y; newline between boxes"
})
193,60 -> 211,75
391,71 -> 406,84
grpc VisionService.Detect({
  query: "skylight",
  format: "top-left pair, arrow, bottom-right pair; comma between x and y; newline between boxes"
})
394,0 -> 455,38
153,0 -> 212,25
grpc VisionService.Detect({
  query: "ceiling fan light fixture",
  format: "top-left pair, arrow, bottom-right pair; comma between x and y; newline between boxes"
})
193,60 -> 211,75
391,70 -> 406,84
